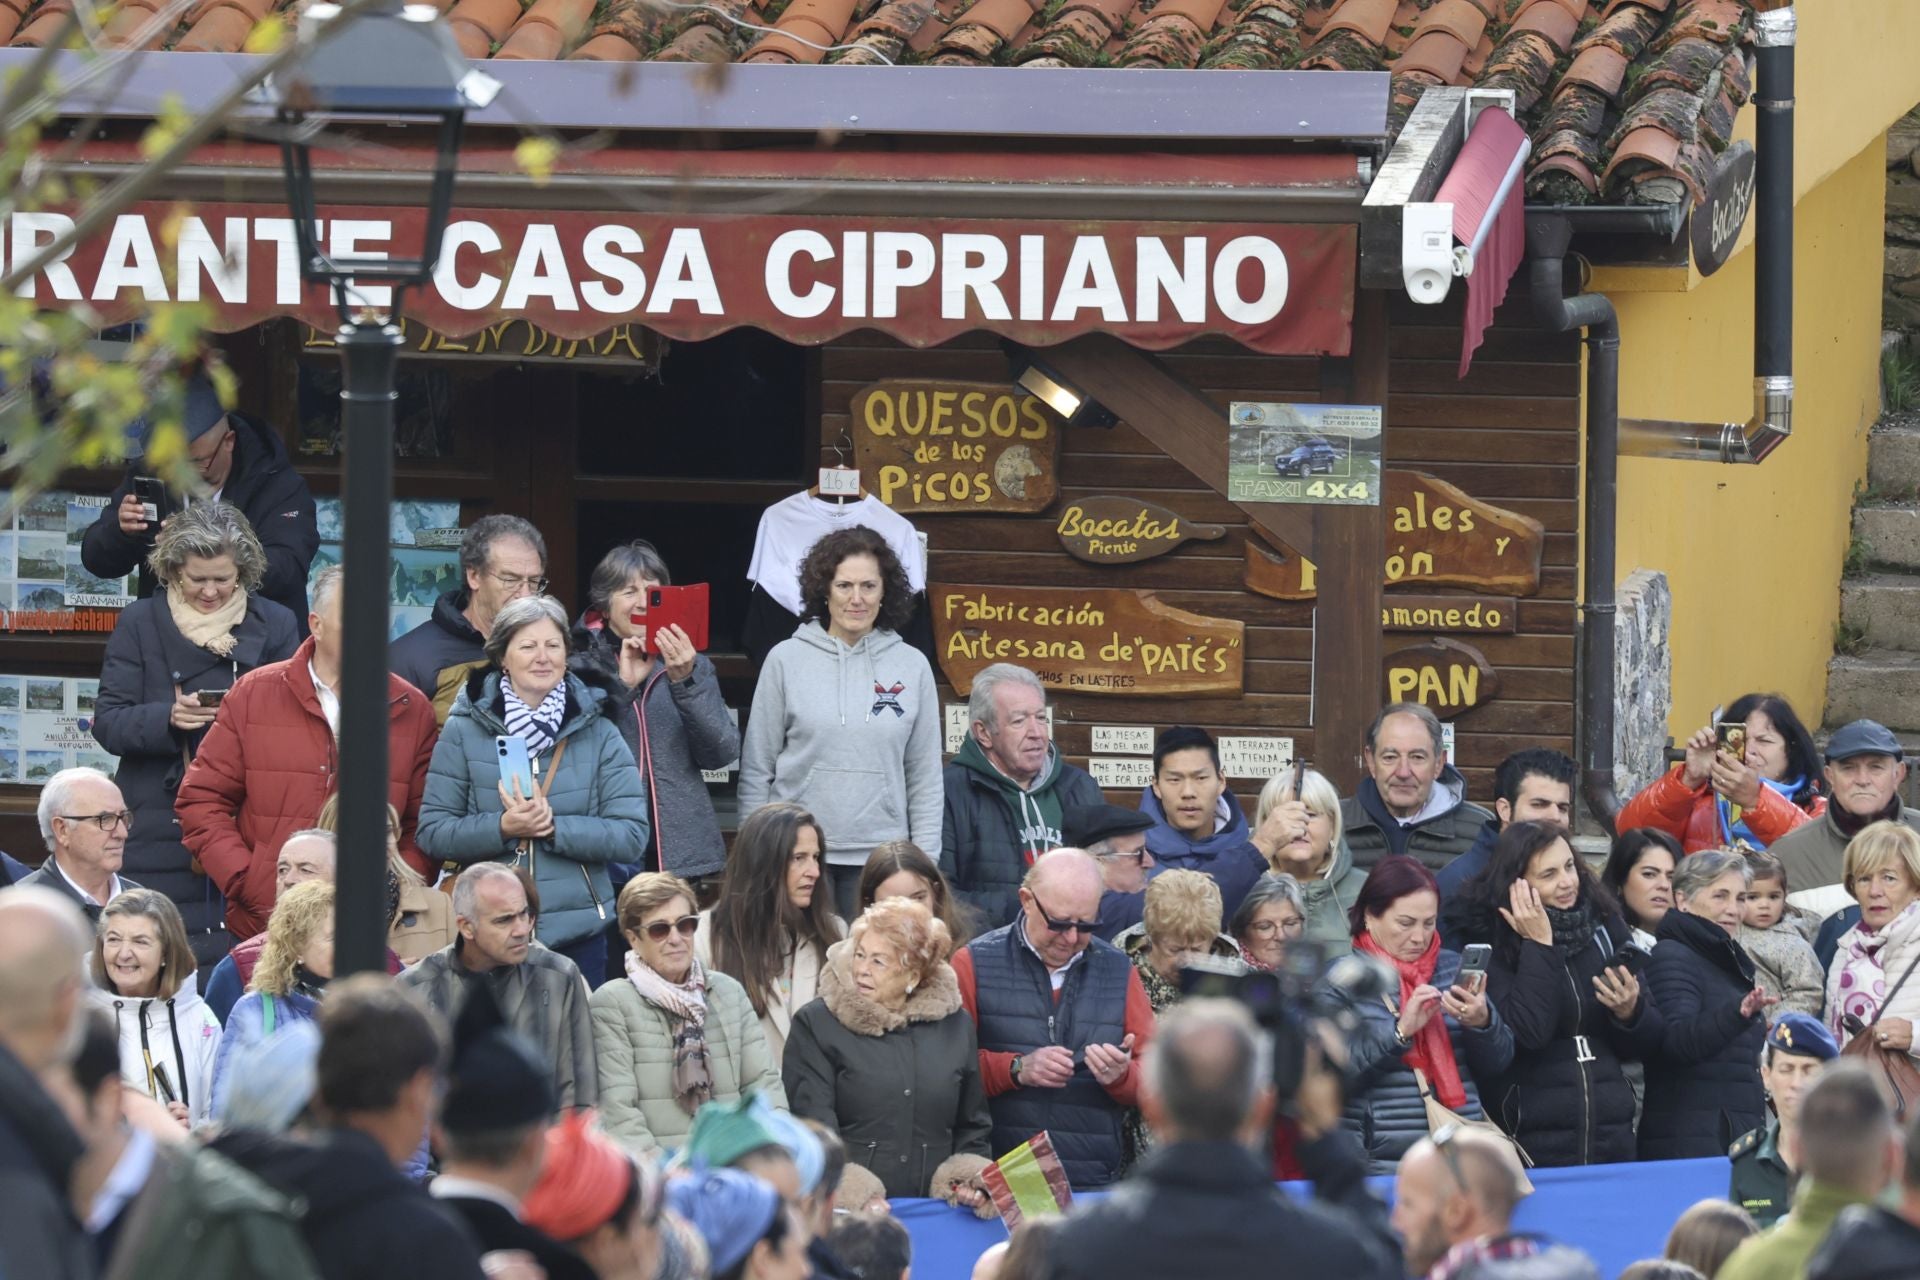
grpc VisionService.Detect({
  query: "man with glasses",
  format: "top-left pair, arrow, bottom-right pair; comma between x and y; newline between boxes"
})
83,369 -> 319,629
948,848 -> 1154,1188
1391,1124 -> 1546,1280
400,865 -> 597,1110
20,767 -> 140,921
1062,803 -> 1159,942
1343,703 -> 1495,872
392,514 -> 549,724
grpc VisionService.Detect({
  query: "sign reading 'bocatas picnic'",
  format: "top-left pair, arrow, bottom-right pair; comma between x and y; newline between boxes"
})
932,585 -> 1244,696
1056,497 -> 1226,564
851,380 -> 1062,514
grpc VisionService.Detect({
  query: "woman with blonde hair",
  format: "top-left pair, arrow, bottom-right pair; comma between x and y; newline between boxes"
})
1825,819 -> 1920,1052
90,888 -> 223,1126
1254,766 -> 1363,956
314,793 -> 453,963
784,897 -> 991,1205
91,501 -> 298,982
1115,870 -> 1244,1011
592,872 -> 785,1153
209,879 -> 334,1120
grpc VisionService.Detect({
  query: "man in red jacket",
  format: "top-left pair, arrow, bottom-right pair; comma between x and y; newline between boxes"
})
176,565 -> 439,941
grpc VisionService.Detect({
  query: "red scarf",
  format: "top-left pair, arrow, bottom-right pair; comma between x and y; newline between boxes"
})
1355,931 -> 1469,1110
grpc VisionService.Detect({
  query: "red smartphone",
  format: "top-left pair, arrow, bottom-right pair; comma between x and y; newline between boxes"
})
634,584 -> 710,655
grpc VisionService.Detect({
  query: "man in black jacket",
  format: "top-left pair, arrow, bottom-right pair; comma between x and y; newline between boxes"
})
82,372 -> 318,629
1342,703 -> 1495,872
1047,998 -> 1400,1280
942,662 -> 1103,927
1808,1104 -> 1920,1280
0,886 -> 97,1280
390,514 -> 547,724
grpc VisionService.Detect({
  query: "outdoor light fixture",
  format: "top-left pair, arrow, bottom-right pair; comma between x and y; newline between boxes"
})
272,0 -> 496,978
1005,343 -> 1118,428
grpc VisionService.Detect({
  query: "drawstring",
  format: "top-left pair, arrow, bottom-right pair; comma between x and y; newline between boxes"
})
165,997 -> 190,1115
636,668 -> 665,874
838,641 -> 848,727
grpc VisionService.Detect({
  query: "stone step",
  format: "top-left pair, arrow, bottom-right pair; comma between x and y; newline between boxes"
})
1870,424 -> 1920,492
1855,505 -> 1920,570
1841,574 -> 1920,650
1826,648 -> 1920,732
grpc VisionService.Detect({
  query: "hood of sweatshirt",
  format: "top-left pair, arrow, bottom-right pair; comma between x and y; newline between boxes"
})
786,621 -> 910,727
1138,785 -> 1252,860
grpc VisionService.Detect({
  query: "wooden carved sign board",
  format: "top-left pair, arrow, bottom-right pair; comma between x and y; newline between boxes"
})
1056,496 -> 1227,564
1244,470 -> 1546,599
1384,638 -> 1498,719
933,585 -> 1244,697
851,379 -> 1064,514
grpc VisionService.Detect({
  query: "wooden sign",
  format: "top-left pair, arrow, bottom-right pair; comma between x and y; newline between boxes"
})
933,584 -> 1244,697
1384,638 -> 1498,719
1056,497 -> 1226,564
1381,595 -> 1519,634
851,379 -> 1064,514
1691,141 -> 1756,278
1243,470 -> 1546,600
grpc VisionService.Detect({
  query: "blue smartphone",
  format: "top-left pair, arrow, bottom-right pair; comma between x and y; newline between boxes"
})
495,734 -> 535,797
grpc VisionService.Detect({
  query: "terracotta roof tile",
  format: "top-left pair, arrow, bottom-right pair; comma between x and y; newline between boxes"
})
1116,0 -> 1227,67
1394,29 -> 1468,83
1563,43 -> 1629,98
1510,0 -> 1577,47
1410,0 -> 1485,48
1313,0 -> 1395,48
834,0 -> 936,64
1197,0 -> 1314,70
496,0 -> 595,58
447,0 -> 524,56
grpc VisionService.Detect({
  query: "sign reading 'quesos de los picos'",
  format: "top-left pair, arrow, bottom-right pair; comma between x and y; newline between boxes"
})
850,380 -> 1063,514
5,205 -> 1358,356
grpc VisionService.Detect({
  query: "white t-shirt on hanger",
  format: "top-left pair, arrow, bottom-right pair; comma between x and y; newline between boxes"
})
745,492 -> 928,615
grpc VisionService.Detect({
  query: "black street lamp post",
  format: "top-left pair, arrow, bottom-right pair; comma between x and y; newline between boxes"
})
273,0 -> 495,977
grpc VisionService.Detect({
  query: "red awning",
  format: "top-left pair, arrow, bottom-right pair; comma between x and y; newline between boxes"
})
1435,107 -> 1530,377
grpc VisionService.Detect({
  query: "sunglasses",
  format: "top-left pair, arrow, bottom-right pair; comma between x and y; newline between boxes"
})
641,914 -> 699,942
1029,890 -> 1100,937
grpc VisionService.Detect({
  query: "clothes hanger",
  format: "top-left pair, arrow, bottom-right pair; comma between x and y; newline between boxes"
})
808,429 -> 865,504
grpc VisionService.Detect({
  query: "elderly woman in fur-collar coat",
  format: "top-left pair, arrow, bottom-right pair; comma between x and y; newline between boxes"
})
783,898 -> 995,1210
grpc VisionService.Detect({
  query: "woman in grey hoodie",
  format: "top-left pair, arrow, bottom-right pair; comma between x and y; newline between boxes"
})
739,526 -> 942,919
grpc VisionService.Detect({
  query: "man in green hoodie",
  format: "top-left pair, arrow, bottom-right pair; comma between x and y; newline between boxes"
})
942,663 -> 1103,928
1717,1062 -> 1901,1280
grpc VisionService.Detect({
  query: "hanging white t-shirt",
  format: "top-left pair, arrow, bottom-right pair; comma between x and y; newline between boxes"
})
745,492 -> 927,616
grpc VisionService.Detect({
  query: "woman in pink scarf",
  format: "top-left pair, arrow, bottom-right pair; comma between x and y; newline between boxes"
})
1825,821 -> 1920,1054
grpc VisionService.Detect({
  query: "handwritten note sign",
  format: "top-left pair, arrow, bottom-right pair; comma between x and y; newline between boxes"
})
1056,497 -> 1226,565
1244,470 -> 1546,600
1383,638 -> 1498,719
1218,736 -> 1295,780
933,585 -> 1244,697
1090,757 -> 1156,789
1091,726 -> 1155,755
852,379 -> 1063,514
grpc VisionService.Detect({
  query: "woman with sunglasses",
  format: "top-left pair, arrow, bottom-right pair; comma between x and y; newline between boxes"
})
697,802 -> 846,1061
592,872 -> 786,1154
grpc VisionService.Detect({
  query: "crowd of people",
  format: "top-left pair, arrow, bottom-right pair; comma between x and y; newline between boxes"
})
1,423 -> 1918,1280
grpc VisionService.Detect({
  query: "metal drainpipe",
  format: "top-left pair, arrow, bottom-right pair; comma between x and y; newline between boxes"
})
1528,215 -> 1624,831
1618,4 -> 1797,463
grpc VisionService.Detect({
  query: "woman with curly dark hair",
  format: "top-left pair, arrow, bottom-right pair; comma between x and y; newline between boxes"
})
739,525 -> 941,918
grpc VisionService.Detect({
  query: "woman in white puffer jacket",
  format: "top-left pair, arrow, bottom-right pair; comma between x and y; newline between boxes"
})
89,888 -> 223,1126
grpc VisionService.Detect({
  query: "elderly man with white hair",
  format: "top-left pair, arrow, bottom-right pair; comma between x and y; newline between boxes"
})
0,884 -> 99,1277
20,766 -> 141,921
950,848 -> 1154,1189
398,863 -> 596,1109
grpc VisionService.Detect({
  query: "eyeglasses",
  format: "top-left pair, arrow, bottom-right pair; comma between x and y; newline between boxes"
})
641,914 -> 699,942
1029,891 -> 1100,937
488,570 -> 548,594
1097,850 -> 1149,867
62,810 -> 133,833
1247,916 -> 1305,938
1432,1123 -> 1467,1194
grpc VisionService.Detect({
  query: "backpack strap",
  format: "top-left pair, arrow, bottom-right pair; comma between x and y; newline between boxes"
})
262,993 -> 276,1037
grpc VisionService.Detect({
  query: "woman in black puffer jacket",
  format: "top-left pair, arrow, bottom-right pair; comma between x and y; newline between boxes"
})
1641,848 -> 1777,1161
1455,822 -> 1664,1167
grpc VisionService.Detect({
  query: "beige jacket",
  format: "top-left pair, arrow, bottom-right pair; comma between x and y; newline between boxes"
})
694,909 -> 844,1061
391,879 -> 456,965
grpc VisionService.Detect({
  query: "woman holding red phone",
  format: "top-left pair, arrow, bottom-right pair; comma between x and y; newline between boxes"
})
572,541 -> 739,889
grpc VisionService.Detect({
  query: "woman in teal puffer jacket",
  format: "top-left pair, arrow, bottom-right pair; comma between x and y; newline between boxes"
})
419,595 -> 649,988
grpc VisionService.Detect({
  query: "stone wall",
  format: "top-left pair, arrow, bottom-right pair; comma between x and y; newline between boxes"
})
1613,569 -> 1674,803
1889,106 -> 1920,330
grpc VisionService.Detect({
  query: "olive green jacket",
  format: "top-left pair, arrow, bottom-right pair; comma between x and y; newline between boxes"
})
1716,1181 -> 1873,1280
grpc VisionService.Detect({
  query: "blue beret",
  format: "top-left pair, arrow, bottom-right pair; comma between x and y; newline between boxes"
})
1767,1011 -> 1838,1061
665,1169 -> 781,1276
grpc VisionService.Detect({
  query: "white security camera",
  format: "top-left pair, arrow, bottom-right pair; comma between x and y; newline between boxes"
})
1402,202 -> 1456,305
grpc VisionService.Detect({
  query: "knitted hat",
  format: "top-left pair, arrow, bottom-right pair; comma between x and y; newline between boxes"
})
522,1111 -> 636,1242
665,1169 -> 781,1276
676,1091 -> 783,1170
759,1104 -> 825,1196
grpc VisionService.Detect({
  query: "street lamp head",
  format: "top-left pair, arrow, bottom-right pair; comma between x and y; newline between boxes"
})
273,0 -> 498,318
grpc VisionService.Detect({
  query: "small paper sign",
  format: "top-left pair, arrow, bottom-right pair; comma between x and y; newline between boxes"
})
1089,757 -> 1155,789
1217,735 -> 1295,780
817,466 -> 862,497
1090,725 -> 1154,756
945,704 -> 970,755
1441,721 -> 1455,766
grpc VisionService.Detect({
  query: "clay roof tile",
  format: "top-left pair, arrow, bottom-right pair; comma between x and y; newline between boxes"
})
497,0 -> 594,58
175,3 -> 258,50
1313,0 -> 1395,48
571,29 -> 644,56
1561,42 -> 1628,98
1509,0 -> 1576,50
945,0 -> 1033,43
1409,0 -> 1484,48
1393,28 -> 1468,82
445,0 -> 524,51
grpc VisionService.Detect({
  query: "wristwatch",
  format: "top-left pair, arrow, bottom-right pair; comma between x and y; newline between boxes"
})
1010,1055 -> 1024,1085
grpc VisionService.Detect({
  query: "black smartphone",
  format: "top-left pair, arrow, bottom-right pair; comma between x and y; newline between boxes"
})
152,1062 -> 176,1105
132,476 -> 168,525
1459,943 -> 1492,995
1291,756 -> 1307,800
195,689 -> 227,709
1616,947 -> 1649,978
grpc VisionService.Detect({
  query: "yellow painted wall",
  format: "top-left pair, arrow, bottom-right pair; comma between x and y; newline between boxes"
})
1611,138 -> 1885,735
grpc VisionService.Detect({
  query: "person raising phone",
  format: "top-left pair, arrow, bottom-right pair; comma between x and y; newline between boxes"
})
1450,822 -> 1662,1167
1617,693 -> 1827,854
571,541 -> 738,892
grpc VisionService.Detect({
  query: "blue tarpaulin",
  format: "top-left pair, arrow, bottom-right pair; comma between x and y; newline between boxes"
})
885,1156 -> 1732,1280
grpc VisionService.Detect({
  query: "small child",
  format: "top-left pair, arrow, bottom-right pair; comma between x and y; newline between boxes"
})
1737,851 -> 1826,1017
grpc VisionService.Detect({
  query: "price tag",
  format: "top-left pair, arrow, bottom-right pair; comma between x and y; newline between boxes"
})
1089,757 -> 1155,789
1090,725 -> 1154,755
817,466 -> 862,497
1217,736 -> 1295,780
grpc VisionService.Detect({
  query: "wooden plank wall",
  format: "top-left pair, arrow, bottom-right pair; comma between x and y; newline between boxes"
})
815,291 -> 1581,809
